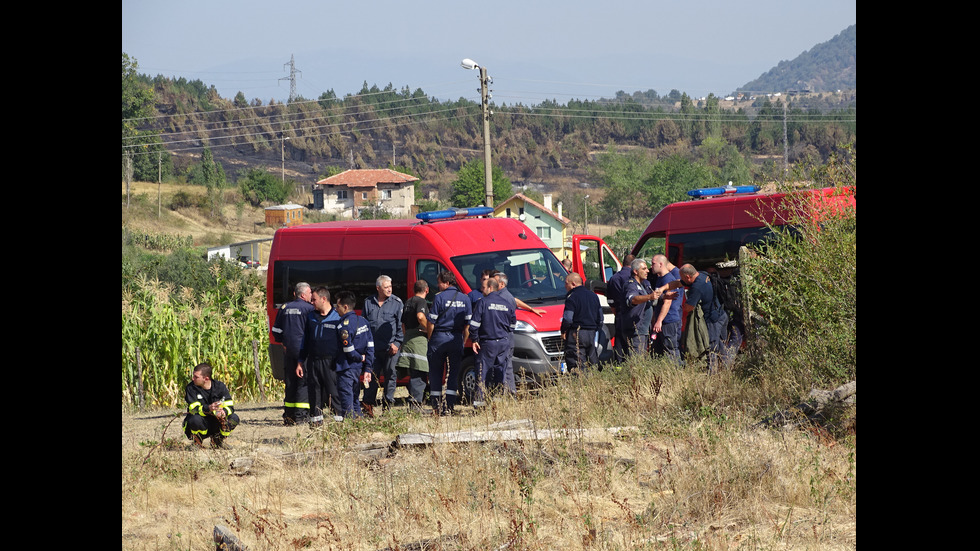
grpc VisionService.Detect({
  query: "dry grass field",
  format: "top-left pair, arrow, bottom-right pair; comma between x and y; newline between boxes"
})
121,363 -> 855,551
122,180 -> 855,550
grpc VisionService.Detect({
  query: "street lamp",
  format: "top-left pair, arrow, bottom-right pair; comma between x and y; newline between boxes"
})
461,58 -> 493,207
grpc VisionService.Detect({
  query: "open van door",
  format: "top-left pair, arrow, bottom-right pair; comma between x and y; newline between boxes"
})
570,234 -> 621,294
569,235 -> 622,361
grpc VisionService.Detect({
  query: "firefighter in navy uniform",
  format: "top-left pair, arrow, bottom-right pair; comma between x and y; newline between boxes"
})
333,291 -> 375,419
426,271 -> 472,415
561,272 -> 604,373
298,286 -> 342,426
184,362 -> 240,449
272,282 -> 315,425
469,277 -> 516,408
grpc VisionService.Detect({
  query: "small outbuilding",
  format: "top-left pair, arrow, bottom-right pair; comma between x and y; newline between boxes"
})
265,203 -> 305,228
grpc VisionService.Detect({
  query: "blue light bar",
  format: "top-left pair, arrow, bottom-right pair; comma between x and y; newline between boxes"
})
416,206 -> 494,222
687,185 -> 761,198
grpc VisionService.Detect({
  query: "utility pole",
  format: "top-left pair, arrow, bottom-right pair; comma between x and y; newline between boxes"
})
281,134 -> 290,182
157,151 -> 162,218
584,195 -> 590,236
782,99 -> 788,178
479,65 -> 493,208
280,54 -> 301,103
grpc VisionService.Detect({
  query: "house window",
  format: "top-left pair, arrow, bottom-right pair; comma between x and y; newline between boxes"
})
381,189 -> 392,200
537,227 -> 551,240
506,208 -> 511,217
337,190 -> 348,200
362,192 -> 368,200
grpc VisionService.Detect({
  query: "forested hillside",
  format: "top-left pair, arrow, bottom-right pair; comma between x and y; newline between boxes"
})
740,25 -> 855,93
122,33 -> 855,226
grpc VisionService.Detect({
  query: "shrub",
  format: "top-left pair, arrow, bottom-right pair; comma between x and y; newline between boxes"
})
739,147 -> 856,389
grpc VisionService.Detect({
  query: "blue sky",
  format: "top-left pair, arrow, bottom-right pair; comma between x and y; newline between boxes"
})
122,0 -> 855,106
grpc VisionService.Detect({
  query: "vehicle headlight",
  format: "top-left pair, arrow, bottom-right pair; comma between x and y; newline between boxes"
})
514,320 -> 536,333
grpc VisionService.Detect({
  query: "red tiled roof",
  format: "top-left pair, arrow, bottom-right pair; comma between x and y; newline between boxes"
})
316,169 -> 419,188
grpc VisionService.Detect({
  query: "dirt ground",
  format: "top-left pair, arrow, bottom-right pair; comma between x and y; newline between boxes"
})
122,397 -> 410,457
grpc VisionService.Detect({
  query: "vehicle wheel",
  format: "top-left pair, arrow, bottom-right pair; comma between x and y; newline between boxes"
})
458,356 -> 478,405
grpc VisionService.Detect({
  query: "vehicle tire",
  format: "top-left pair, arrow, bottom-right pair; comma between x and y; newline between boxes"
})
458,355 -> 478,405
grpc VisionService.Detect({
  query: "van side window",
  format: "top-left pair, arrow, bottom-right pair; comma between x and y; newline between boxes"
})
669,227 -> 780,269
416,260 -> 446,303
272,259 -> 409,309
601,245 -> 619,282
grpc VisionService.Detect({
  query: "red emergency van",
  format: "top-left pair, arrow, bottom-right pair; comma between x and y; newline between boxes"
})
631,184 -> 855,270
265,207 -> 615,403
630,184 -> 855,343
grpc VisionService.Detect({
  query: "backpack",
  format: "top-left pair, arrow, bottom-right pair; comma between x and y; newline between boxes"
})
706,269 -> 741,319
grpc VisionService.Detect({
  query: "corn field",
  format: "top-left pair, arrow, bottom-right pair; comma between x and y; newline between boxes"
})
121,271 -> 280,408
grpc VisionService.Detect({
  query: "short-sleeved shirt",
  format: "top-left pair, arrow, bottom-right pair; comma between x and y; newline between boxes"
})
684,272 -> 724,323
428,286 -> 472,333
653,268 -> 682,325
402,296 -> 429,334
623,277 -> 654,336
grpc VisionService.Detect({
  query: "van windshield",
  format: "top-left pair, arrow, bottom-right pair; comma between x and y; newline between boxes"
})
451,248 -> 568,304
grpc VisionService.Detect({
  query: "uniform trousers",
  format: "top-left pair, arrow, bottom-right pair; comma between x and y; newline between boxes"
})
475,338 -> 509,404
305,355 -> 336,421
564,328 -> 598,372
184,412 -> 240,440
283,353 -> 310,423
428,330 -> 464,410
335,367 -> 362,419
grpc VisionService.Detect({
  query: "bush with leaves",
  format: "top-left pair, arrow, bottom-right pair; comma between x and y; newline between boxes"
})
237,167 -> 288,206
739,146 -> 855,389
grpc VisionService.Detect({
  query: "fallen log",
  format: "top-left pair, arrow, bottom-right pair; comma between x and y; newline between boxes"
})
214,524 -> 248,551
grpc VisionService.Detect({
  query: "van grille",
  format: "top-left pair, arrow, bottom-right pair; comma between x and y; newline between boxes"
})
541,335 -> 564,355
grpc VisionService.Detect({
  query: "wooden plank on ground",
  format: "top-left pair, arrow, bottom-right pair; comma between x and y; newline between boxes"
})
396,425 -> 636,448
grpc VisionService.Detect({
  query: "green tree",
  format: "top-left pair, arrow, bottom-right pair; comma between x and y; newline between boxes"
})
591,147 -> 655,224
450,159 -> 513,208
238,168 -> 288,206
188,148 -> 226,215
644,155 -> 712,213
121,53 -> 153,146
122,53 -> 170,182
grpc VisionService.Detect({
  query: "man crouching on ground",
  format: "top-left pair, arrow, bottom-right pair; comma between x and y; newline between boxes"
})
184,362 -> 240,449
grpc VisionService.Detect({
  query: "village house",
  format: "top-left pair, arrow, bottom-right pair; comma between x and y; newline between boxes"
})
314,168 -> 418,219
493,193 -> 571,259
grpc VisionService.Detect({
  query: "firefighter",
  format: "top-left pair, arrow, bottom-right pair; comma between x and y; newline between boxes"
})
469,276 -> 516,408
183,362 -> 239,449
426,271 -> 472,415
333,290 -> 375,419
561,272 -> 603,372
272,282 -> 314,425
